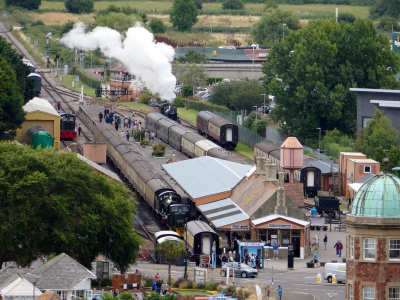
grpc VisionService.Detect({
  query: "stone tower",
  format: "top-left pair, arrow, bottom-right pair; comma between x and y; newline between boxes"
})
346,173 -> 400,300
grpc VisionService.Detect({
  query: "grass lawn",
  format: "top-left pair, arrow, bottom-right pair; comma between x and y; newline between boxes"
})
57,75 -> 97,97
175,290 -> 210,296
235,142 -> 254,160
118,101 -> 155,112
177,107 -> 198,125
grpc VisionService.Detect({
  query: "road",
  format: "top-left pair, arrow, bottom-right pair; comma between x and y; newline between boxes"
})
130,263 -> 344,300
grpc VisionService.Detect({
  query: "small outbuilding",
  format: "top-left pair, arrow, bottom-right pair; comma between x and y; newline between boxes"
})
16,97 -> 60,150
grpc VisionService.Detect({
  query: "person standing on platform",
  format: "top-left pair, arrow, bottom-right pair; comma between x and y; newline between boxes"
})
78,124 -> 82,136
277,286 -> 283,300
324,234 -> 328,250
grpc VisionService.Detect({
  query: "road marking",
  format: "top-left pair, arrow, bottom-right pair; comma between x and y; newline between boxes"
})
327,293 -> 338,297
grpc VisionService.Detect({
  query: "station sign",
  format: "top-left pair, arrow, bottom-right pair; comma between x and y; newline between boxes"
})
239,242 -> 265,246
231,225 -> 249,231
258,53 -> 267,58
268,224 -> 292,229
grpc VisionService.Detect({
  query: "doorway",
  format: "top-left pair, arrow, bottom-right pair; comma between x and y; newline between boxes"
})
202,235 -> 211,255
292,230 -> 301,258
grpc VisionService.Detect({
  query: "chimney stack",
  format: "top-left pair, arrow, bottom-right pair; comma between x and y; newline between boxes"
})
274,172 -> 287,216
255,157 -> 266,177
264,159 -> 278,185
278,171 -> 285,187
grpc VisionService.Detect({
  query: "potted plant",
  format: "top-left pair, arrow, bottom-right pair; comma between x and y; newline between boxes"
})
323,226 -> 328,231
310,226 -> 315,230
152,144 -> 166,157
306,261 -> 314,268
316,226 -> 321,231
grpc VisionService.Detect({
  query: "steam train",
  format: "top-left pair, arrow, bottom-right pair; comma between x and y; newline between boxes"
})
94,123 -> 190,235
159,103 -> 179,122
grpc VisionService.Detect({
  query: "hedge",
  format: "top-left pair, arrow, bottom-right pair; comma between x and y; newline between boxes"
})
206,77 -> 223,85
73,67 -> 102,89
182,98 -> 230,114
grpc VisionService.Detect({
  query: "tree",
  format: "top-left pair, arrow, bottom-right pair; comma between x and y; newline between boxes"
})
264,0 -> 278,10
370,0 -> 400,20
250,9 -> 300,45
141,13 -> 148,24
150,18 -> 167,34
155,241 -> 186,281
182,84 -> 193,97
5,0 -> 41,10
0,37 -> 35,103
174,63 -> 207,96
177,50 -> 207,64
0,143 -> 142,269
262,19 -> 400,142
0,60 -> 25,139
338,12 -> 356,23
170,0 -> 198,32
222,0 -> 244,10
194,0 -> 202,10
377,16 -> 400,32
209,80 -> 267,111
255,119 -> 268,136
356,109 -> 399,160
65,0 -> 94,14
60,21 -> 75,36
94,13 -> 141,32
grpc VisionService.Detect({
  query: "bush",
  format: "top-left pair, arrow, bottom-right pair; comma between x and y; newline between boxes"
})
265,0 -> 278,9
118,293 -> 134,300
65,0 -> 94,14
173,97 -> 184,107
152,144 -> 166,157
74,67 -> 102,89
31,20 -> 45,26
150,18 -> 167,34
182,85 -> 193,97
338,12 -> 356,23
142,275 -> 154,287
310,226 -> 315,230
140,93 -> 151,104
194,0 -> 203,10
140,140 -> 151,146
183,98 -> 230,114
222,0 -> 244,10
163,294 -> 177,300
133,130 -> 146,142
173,277 -> 185,288
323,226 -> 328,231
204,281 -> 217,291
5,0 -> 41,10
206,77 -> 223,85
144,293 -> 163,300
101,277 -> 112,287
316,226 -> 321,231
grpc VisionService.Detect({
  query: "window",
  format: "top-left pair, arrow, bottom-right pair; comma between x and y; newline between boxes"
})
363,238 -> 375,260
329,176 -> 333,185
56,291 -> 66,300
389,287 -> 400,300
364,166 -> 371,173
363,286 -> 375,300
363,117 -> 372,128
258,229 -> 266,242
389,239 -> 400,260
350,236 -> 354,259
349,284 -> 353,300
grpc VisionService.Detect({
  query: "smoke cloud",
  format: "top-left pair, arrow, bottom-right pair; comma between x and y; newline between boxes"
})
60,22 -> 176,100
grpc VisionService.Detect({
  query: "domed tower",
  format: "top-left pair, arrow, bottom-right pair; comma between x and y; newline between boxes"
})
346,172 -> 400,300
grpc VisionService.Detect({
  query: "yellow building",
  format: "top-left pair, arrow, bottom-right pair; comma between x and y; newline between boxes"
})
16,97 -> 60,150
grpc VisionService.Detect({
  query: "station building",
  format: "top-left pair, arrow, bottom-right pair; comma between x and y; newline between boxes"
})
346,172 -> 400,300
108,65 -> 137,102
16,97 -> 60,151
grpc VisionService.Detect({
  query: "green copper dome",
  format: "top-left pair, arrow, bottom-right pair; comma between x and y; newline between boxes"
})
351,173 -> 400,218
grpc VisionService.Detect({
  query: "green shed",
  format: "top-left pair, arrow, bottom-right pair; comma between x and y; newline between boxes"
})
27,125 -> 53,149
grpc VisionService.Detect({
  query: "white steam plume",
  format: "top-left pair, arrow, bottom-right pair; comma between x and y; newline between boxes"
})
60,22 -> 176,101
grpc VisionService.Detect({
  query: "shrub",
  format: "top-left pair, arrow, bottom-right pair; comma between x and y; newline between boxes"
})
140,93 -> 151,104
134,130 -> 146,142
31,20 -> 45,26
142,275 -> 154,287
316,226 -> 321,231
338,12 -> 356,23
163,294 -> 177,300
152,144 -> 166,157
150,18 -> 167,34
140,140 -> 151,146
143,293 -> 162,300
204,281 -> 217,291
182,85 -> 193,97
194,0 -> 203,10
74,67 -> 102,89
117,293 -> 133,300
310,226 -> 315,230
65,0 -> 94,14
173,277 -> 185,288
101,277 -> 112,287
323,226 -> 328,231
206,77 -> 223,85
173,97 -> 184,107
5,0 -> 41,10
186,279 -> 197,289
222,0 -> 244,10
179,281 -> 188,289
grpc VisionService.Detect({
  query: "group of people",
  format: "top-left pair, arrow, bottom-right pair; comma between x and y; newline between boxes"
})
243,253 -> 261,269
334,240 -> 344,257
151,273 -> 171,295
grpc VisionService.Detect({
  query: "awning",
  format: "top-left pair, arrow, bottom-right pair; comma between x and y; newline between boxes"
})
348,182 -> 363,192
197,198 -> 249,229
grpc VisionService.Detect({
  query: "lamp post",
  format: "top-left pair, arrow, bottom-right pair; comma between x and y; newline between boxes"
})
283,24 -> 286,40
184,218 -> 188,279
316,127 -> 321,156
261,93 -> 266,115
251,44 -> 257,80
210,27 -> 213,43
45,32 -> 52,69
253,106 -> 258,123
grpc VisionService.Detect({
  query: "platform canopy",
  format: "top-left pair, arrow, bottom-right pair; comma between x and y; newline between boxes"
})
163,156 -> 254,205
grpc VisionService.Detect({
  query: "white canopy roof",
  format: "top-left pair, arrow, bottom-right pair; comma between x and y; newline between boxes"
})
252,214 -> 310,227
23,97 -> 59,118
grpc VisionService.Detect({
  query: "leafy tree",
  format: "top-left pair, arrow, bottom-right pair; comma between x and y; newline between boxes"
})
321,128 -> 354,161
264,0 -> 278,10
262,19 -> 400,142
94,12 -> 141,32
150,18 -> 167,34
338,12 -> 356,23
0,60 -> 25,139
243,111 -> 257,129
5,0 -> 41,10
209,80 -> 267,111
255,119 -> 268,136
174,63 -> 207,96
155,241 -> 186,281
222,0 -> 244,10
141,13 -> 148,24
182,84 -> 193,97
194,0 -> 202,10
170,0 -> 198,32
376,16 -> 400,32
370,0 -> 400,20
65,0 -> 94,14
388,146 -> 400,171
95,5 -> 139,18
0,37 -> 35,103
356,109 -> 400,160
251,9 -> 300,45
177,49 -> 207,63
0,143 -> 142,269
60,21 -> 75,36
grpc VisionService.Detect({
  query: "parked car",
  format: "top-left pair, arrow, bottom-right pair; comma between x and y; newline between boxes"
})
220,262 -> 258,278
324,263 -> 346,283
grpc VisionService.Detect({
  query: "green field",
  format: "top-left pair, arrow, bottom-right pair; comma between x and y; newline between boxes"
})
175,290 -> 211,296
58,75 -> 97,97
40,2 -> 370,19
235,142 -> 254,159
119,101 -> 155,112
177,107 -> 198,124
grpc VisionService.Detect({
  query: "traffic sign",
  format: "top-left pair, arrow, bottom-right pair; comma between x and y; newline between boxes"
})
75,75 -> 80,82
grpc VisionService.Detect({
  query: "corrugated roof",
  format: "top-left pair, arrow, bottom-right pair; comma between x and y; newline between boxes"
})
355,173 -> 375,183
23,97 -> 60,117
197,198 -> 249,228
350,88 -> 400,94
340,152 -> 365,156
77,154 -> 122,182
252,214 -> 310,227
163,156 -> 253,199
305,159 -> 339,174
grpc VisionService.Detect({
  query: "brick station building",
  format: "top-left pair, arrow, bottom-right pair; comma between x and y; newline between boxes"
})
346,173 -> 400,300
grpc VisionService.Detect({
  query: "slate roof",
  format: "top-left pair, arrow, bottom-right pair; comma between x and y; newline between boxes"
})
304,159 -> 339,174
32,253 -> 96,290
0,274 -> 42,297
0,267 -> 35,285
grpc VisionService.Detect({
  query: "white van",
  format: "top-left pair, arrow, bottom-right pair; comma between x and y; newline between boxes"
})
324,263 -> 346,283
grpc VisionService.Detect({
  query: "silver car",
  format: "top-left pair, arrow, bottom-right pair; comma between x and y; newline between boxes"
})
220,262 -> 258,278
